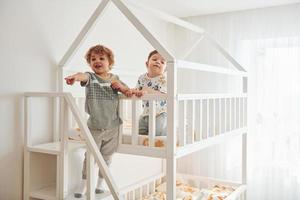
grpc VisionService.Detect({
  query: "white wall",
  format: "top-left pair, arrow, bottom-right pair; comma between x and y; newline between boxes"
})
0,0 -> 174,199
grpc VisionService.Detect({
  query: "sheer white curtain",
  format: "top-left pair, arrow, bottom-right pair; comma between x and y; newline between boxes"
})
245,37 -> 300,200
177,4 -> 300,200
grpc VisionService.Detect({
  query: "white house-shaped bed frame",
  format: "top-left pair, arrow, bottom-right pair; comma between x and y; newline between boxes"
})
24,0 -> 247,199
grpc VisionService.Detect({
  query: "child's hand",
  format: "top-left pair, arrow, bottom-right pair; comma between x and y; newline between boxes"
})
65,76 -> 76,85
133,89 -> 147,97
65,73 -> 88,85
124,89 -> 134,97
111,80 -> 123,91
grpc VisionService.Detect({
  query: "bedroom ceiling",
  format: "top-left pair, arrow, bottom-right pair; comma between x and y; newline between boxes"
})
134,0 -> 300,17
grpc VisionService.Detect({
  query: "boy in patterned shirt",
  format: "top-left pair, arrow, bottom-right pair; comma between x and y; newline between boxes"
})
65,44 -> 132,198
134,50 -> 167,136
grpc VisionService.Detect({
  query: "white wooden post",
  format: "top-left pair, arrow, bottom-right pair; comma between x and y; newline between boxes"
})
219,98 -> 222,134
225,98 -> 227,132
166,60 -> 176,200
242,76 -> 248,185
149,100 -> 156,147
87,150 -> 95,200
212,98 -> 216,136
195,99 -> 202,141
119,99 -> 124,145
23,96 -> 30,200
206,99 -> 210,138
179,100 -> 187,146
229,98 -> 232,131
59,97 -> 69,199
187,100 -> 195,144
132,100 -> 139,145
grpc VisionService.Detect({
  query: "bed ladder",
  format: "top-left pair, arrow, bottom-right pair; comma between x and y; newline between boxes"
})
23,92 -> 121,200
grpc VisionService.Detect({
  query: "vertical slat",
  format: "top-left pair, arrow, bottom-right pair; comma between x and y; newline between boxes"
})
241,97 -> 244,127
206,99 -> 210,137
119,99 -> 124,145
195,99 -> 202,141
59,98 -> 68,199
23,97 -> 30,200
138,187 -> 142,199
219,98 -> 222,134
225,98 -> 227,132
239,97 -> 242,128
52,97 -> 59,142
212,99 -> 216,136
131,100 -> 138,145
229,98 -> 232,131
245,98 -> 248,126
149,100 -> 156,147
56,156 -> 60,199
179,100 -> 187,146
233,98 -> 236,130
86,150 -> 95,200
242,134 -> 247,184
187,100 -> 195,144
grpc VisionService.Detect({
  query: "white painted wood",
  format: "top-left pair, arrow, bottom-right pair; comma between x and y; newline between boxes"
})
125,0 -> 205,34
23,149 -> 30,200
112,0 -> 174,61
177,60 -> 247,76
187,100 -> 195,144
24,92 -> 65,97
56,156 -> 60,199
178,100 -> 187,146
166,61 -> 176,200
87,150 -> 95,200
225,98 -> 227,132
120,93 -> 167,100
176,128 -> 247,158
131,100 -> 139,145
58,0 -> 110,67
207,100 -> 210,138
241,98 -> 244,128
229,98 -> 232,131
181,35 -> 205,59
233,98 -> 236,130
27,142 -> 85,155
212,99 -> 216,136
177,93 -> 247,100
52,97 -> 60,142
23,95 -> 33,199
149,100 -> 156,147
119,99 -> 124,145
30,184 -> 57,200
117,144 -> 166,158
194,100 -> 202,141
204,34 -> 246,72
242,134 -> 247,184
59,98 -> 69,199
219,98 -> 222,134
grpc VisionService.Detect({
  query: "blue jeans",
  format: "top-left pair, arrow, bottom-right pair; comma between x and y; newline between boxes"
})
138,113 -> 167,136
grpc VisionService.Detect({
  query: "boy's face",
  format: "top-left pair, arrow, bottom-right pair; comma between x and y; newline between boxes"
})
89,52 -> 111,75
146,53 -> 166,77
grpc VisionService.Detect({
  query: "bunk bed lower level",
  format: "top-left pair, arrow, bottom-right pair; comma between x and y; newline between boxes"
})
24,92 -> 247,200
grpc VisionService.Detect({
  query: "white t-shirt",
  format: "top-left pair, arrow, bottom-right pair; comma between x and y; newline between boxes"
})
136,73 -> 167,116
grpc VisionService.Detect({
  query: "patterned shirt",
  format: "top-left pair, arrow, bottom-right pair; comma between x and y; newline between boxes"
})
136,73 -> 167,116
81,72 -> 124,129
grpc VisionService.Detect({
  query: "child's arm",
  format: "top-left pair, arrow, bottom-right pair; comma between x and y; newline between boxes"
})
111,80 -> 133,97
65,72 -> 88,85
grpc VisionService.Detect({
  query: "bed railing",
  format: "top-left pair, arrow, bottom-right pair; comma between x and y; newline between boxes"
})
70,93 -> 247,151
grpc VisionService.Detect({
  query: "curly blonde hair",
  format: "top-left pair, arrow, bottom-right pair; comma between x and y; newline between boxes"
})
85,44 -> 115,68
